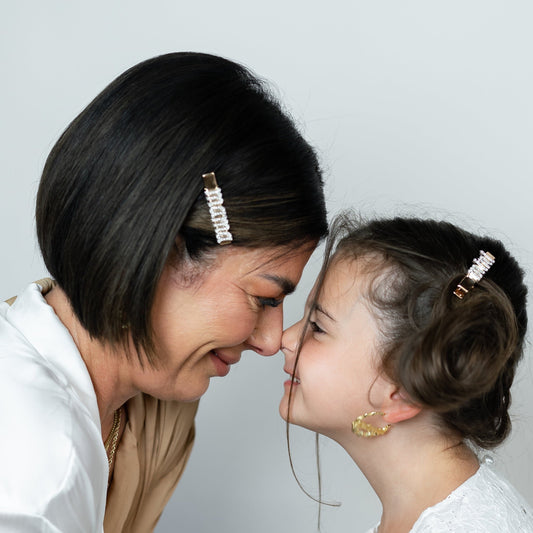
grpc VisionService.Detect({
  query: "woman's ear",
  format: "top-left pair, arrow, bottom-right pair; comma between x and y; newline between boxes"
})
381,388 -> 422,424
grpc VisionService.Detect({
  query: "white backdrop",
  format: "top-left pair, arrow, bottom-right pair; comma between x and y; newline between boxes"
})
1,2 -> 532,532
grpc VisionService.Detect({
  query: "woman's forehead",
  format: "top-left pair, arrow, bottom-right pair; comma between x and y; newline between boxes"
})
217,243 -> 315,287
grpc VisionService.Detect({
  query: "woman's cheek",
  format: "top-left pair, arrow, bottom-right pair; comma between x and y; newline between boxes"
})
207,320 -> 255,348
235,316 -> 259,343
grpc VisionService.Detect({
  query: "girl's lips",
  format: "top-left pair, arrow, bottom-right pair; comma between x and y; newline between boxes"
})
283,374 -> 301,388
283,368 -> 301,385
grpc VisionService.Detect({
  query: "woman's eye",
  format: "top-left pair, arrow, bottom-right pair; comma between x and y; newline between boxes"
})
256,297 -> 283,309
309,320 -> 324,334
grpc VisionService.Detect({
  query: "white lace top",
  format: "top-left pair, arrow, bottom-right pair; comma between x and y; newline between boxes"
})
366,460 -> 533,532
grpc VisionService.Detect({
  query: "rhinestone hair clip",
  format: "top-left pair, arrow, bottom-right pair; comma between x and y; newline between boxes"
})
202,172 -> 233,245
453,250 -> 495,299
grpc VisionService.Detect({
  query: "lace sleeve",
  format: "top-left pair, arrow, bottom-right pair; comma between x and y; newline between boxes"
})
411,461 -> 533,532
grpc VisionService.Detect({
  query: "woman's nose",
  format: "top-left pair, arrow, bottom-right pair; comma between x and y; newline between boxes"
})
246,306 -> 284,356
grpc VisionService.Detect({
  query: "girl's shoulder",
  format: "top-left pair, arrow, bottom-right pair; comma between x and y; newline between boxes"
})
411,461 -> 533,532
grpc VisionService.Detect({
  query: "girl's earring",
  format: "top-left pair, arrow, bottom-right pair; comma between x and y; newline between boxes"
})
352,411 -> 391,438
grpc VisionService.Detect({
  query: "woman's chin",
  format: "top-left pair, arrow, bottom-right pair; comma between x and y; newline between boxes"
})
151,376 -> 211,403
179,381 -> 211,402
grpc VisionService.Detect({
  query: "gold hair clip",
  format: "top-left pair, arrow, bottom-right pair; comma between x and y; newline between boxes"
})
453,250 -> 495,299
202,172 -> 233,245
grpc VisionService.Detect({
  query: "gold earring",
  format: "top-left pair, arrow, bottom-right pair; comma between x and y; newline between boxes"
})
352,411 -> 391,438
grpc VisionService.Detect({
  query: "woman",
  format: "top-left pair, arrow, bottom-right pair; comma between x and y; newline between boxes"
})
280,215 -> 533,532
0,52 -> 327,532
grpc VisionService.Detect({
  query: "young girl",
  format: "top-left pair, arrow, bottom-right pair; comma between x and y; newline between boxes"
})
280,215 -> 533,532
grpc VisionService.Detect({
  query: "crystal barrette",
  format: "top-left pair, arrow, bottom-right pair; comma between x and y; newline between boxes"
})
202,172 -> 233,245
453,250 -> 495,299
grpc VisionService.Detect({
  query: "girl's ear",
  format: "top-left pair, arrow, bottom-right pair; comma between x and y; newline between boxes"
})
381,388 -> 422,424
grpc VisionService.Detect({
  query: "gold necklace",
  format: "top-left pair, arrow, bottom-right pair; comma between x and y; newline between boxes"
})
104,407 -> 123,479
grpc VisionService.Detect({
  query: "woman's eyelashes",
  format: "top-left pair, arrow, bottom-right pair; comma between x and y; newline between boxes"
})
256,296 -> 283,309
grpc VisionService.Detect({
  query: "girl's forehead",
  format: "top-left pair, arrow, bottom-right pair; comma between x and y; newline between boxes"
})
320,255 -> 396,316
325,256 -> 373,288
305,253 -> 387,315
320,259 -> 368,306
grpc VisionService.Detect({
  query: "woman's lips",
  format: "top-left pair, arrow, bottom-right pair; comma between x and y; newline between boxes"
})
210,350 -> 240,377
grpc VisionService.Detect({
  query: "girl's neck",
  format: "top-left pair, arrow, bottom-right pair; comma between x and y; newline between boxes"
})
342,422 -> 479,533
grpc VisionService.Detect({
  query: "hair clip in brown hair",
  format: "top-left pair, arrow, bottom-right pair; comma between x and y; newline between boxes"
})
453,250 -> 495,299
202,172 -> 233,245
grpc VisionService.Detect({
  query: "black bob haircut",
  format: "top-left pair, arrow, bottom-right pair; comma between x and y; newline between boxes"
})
36,52 -> 328,365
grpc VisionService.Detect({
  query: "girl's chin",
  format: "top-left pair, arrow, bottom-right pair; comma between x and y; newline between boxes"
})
278,399 -> 289,422
279,385 -> 306,425
278,400 -> 302,426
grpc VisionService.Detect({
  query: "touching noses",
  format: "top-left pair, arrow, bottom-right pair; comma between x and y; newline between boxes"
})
280,320 -> 300,363
246,306 -> 284,356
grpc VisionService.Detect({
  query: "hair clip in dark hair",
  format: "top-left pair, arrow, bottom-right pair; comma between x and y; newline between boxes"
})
453,250 -> 495,299
202,172 -> 233,245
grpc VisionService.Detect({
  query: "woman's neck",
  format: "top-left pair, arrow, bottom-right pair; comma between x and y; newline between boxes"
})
341,417 -> 479,533
44,286 -> 139,439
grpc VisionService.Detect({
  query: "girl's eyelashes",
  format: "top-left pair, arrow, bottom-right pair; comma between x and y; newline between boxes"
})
308,306 -> 325,334
256,296 -> 283,309
309,320 -> 325,334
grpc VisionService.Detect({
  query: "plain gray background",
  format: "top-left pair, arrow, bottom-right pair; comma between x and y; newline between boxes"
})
2,2 -> 532,532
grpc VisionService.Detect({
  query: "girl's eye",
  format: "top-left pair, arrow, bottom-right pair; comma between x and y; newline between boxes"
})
256,297 -> 283,309
309,320 -> 325,334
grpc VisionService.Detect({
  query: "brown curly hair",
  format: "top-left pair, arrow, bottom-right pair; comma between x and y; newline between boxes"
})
329,214 -> 528,448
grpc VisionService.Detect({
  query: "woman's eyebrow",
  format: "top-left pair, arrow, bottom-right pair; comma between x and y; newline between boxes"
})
260,274 -> 296,295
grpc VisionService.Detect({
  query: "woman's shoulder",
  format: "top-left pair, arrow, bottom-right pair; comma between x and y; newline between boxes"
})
0,348 -> 107,528
412,461 -> 533,532
0,282 -> 107,528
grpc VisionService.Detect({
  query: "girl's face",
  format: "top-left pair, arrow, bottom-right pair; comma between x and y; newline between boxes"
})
135,244 -> 315,402
280,257 -> 383,441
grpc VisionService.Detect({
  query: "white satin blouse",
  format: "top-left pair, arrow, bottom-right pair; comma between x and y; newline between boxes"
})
0,282 -> 107,532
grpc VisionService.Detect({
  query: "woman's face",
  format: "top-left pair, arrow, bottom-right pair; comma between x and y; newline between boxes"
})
137,244 -> 315,401
279,258 -> 382,441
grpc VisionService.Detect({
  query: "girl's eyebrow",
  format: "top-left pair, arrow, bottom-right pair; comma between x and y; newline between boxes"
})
315,303 -> 336,322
